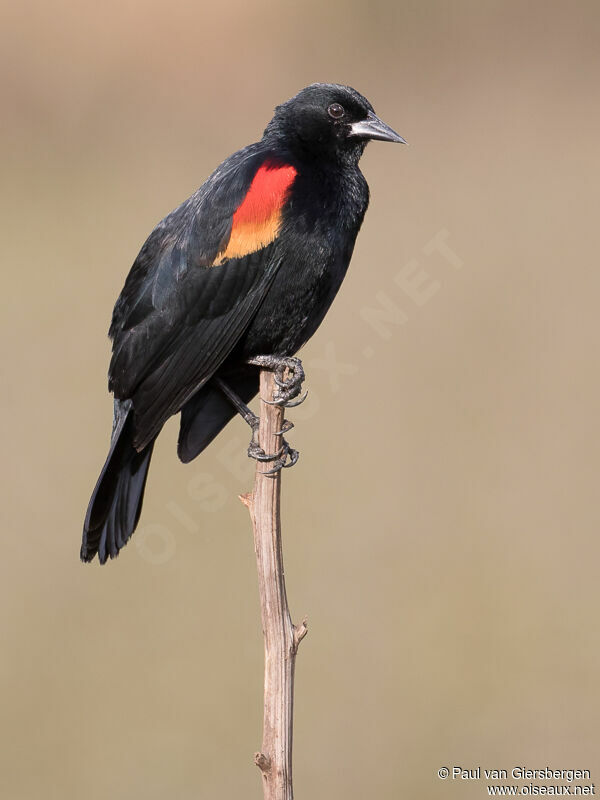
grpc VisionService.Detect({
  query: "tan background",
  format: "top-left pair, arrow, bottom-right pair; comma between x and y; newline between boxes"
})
2,1 -> 599,797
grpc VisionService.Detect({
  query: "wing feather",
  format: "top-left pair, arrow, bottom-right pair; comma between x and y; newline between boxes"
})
106,145 -> 297,450
129,249 -> 282,449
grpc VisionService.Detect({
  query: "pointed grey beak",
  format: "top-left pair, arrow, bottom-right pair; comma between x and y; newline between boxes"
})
348,110 -> 406,144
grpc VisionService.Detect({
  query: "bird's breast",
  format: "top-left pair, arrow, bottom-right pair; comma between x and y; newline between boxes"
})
239,171 -> 368,357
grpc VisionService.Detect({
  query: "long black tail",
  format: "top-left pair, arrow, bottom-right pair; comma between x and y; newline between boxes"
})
81,400 -> 154,564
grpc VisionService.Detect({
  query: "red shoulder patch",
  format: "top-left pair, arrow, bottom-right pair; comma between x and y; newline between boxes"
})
217,162 -> 297,262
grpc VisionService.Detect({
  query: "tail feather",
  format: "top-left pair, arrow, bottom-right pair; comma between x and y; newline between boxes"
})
81,400 -> 154,564
178,372 -> 258,463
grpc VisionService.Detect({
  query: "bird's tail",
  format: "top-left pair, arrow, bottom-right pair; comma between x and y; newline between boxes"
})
81,400 -> 155,564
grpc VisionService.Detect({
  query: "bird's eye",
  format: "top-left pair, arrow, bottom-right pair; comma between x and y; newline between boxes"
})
328,103 -> 345,120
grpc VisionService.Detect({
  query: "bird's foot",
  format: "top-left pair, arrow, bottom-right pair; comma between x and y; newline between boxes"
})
247,416 -> 298,474
247,355 -> 307,407
213,376 -> 299,474
248,436 -> 299,475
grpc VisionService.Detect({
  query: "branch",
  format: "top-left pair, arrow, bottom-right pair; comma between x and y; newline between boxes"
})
239,369 -> 307,800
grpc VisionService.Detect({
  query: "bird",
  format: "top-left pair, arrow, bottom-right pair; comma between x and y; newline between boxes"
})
81,82 -> 405,564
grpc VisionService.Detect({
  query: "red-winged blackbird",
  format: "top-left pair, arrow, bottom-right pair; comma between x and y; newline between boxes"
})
81,83 -> 404,564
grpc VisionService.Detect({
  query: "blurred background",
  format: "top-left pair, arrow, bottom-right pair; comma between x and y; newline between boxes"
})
2,1 -> 599,797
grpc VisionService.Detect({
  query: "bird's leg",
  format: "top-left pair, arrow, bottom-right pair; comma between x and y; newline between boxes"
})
213,377 -> 259,430
213,377 -> 298,472
246,355 -> 308,407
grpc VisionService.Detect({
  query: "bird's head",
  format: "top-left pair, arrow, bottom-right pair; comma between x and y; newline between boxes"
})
264,83 -> 405,165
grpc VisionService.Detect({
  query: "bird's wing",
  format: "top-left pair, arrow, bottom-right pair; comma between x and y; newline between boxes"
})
107,146 -> 298,449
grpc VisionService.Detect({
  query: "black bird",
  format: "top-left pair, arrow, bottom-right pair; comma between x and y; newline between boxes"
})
81,83 -> 405,564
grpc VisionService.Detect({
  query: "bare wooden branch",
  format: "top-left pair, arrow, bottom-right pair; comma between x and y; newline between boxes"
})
240,369 -> 307,800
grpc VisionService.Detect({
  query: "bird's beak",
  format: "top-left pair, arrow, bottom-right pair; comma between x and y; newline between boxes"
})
348,110 -> 407,144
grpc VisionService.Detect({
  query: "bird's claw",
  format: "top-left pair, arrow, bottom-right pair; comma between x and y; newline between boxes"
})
276,419 -> 294,435
248,437 -> 299,474
260,440 -> 300,475
248,441 -> 283,462
273,357 -> 305,404
243,355 -> 306,472
247,355 -> 306,406
264,389 -> 308,408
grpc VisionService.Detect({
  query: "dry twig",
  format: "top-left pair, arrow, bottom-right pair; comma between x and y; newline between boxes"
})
240,369 -> 308,800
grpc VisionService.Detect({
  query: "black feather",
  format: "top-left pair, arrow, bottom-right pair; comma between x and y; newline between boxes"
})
81,401 -> 154,563
178,371 -> 259,463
